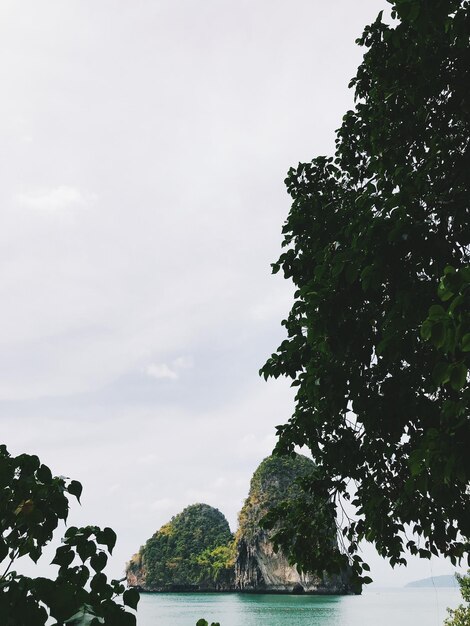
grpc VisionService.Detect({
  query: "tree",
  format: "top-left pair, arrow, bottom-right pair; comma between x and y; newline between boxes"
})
261,0 -> 470,583
0,444 -> 139,625
445,571 -> 470,626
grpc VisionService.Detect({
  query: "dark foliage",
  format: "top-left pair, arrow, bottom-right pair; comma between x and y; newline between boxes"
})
0,444 -> 138,625
261,0 -> 470,584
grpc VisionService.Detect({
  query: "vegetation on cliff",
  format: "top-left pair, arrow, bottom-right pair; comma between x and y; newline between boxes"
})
235,454 -> 349,592
128,504 -> 235,589
128,455 -> 350,593
237,454 -> 320,540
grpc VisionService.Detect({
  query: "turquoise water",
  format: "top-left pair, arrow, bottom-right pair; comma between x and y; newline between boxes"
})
136,588 -> 461,625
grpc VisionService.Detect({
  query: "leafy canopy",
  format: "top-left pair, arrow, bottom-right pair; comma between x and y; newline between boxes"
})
0,444 -> 138,625
261,0 -> 470,583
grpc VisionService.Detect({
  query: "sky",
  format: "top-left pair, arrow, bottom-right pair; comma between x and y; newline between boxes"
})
0,0 -> 462,587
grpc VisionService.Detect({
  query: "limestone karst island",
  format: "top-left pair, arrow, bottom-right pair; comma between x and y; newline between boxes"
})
126,454 -> 354,594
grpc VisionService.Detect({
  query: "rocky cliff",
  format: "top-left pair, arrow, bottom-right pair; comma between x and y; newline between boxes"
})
234,454 -> 352,593
127,455 -> 355,594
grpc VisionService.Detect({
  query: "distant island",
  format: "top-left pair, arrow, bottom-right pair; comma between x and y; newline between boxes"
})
126,454 -> 355,595
405,575 -> 458,588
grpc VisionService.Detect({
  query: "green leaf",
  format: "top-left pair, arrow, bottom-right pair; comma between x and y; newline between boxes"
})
77,540 -> 96,563
332,260 -> 344,277
90,572 -> 107,595
17,453 -> 40,474
430,322 -> 446,348
420,321 -> 432,340
90,551 -> 107,573
123,588 -> 140,610
461,333 -> 470,352
37,464 -> 53,484
409,452 -> 423,477
96,527 -> 117,554
432,361 -> 450,385
448,294 -> 464,314
65,526 -> 79,539
30,545 -> 42,563
68,480 -> 83,503
438,284 -> 454,301
450,363 -> 468,391
51,546 -> 75,568
427,304 -> 446,320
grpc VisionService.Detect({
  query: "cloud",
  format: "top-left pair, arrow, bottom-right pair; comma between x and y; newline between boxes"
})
173,355 -> 194,370
145,356 -> 194,381
145,363 -> 178,380
15,186 -> 94,213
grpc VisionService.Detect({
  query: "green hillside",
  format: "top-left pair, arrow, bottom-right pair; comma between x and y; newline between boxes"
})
128,503 -> 235,590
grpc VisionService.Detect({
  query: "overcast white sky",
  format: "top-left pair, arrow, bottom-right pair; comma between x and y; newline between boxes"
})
0,0 -> 461,587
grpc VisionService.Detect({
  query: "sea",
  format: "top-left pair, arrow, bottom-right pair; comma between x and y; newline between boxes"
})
135,588 -> 462,626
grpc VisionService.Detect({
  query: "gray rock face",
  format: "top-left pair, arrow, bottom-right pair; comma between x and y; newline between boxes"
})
235,531 -> 350,593
234,454 -> 353,594
126,552 -> 146,589
236,531 -> 323,592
